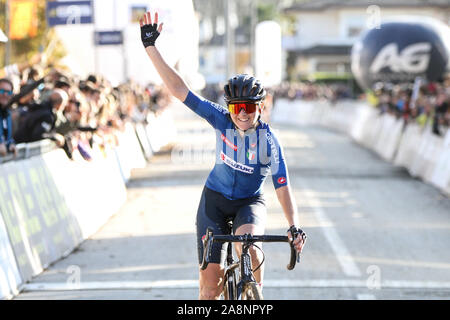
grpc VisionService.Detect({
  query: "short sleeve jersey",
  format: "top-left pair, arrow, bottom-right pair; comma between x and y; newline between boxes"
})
183,91 -> 289,200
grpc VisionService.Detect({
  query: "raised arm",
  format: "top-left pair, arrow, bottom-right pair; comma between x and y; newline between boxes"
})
140,11 -> 189,102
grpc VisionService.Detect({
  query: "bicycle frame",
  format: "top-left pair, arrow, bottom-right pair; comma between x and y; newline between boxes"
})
223,241 -> 239,299
223,239 -> 257,300
200,226 -> 300,300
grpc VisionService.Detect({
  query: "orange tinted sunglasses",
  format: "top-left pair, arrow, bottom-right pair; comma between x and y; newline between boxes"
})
228,102 -> 260,114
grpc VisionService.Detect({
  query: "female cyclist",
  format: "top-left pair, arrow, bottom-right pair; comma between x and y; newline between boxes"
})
139,11 -> 306,300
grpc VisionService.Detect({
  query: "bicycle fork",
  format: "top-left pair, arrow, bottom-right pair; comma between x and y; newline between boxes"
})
236,245 -> 257,297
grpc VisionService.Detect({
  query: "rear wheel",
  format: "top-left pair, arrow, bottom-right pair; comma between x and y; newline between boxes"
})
242,282 -> 263,300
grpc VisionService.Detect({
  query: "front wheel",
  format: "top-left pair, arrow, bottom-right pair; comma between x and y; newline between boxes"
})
242,282 -> 263,300
223,271 -> 237,300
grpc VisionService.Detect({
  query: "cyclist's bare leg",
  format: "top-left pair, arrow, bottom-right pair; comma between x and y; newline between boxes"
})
234,223 -> 265,284
199,263 -> 225,300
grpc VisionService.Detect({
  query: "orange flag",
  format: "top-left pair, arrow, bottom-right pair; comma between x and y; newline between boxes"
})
9,0 -> 38,40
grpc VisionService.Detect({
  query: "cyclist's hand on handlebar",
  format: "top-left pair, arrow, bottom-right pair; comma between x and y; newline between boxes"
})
139,11 -> 163,48
287,225 -> 307,254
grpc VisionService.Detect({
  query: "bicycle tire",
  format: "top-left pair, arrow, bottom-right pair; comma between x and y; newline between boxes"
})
242,282 -> 263,300
223,269 -> 238,300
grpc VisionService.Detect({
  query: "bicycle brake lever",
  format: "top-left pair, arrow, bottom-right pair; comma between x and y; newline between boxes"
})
289,227 -> 304,264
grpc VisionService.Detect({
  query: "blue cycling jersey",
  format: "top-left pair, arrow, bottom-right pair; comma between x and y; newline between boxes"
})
183,90 -> 289,200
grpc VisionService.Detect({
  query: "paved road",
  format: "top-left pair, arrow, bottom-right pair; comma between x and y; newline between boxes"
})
15,102 -> 450,300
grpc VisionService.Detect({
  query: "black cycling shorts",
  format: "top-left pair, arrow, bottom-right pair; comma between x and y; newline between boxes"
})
196,186 -> 267,266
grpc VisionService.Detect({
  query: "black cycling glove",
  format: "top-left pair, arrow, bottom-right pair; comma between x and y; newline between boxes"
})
141,23 -> 160,48
288,225 -> 307,242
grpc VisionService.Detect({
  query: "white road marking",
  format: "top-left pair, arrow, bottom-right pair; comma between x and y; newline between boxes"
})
302,190 -> 362,277
23,280 -> 199,291
22,279 -> 450,291
356,294 -> 377,300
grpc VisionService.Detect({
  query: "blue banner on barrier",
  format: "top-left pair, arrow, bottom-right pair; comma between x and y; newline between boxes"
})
47,0 -> 94,26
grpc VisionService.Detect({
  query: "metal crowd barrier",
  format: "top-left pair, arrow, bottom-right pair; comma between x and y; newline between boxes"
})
0,112 -> 178,300
0,140 -> 58,165
272,98 -> 450,197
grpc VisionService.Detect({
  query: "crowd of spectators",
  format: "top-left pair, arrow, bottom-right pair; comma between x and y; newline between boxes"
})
371,78 -> 450,136
3,57 -> 449,162
201,80 -> 357,124
202,76 -> 450,137
0,54 -> 171,160
201,81 -> 354,105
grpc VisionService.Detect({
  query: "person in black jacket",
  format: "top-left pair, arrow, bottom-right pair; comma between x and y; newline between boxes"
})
0,78 -> 16,157
13,89 -> 66,148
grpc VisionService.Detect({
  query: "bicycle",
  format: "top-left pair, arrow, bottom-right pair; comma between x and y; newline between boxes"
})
200,220 -> 301,300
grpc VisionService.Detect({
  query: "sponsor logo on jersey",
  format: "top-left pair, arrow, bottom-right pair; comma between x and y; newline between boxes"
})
221,133 -> 237,151
277,177 -> 287,184
220,151 -> 254,174
266,132 -> 279,163
212,102 -> 229,115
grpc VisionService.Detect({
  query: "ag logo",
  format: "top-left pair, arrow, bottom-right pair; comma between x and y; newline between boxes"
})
370,42 -> 431,74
